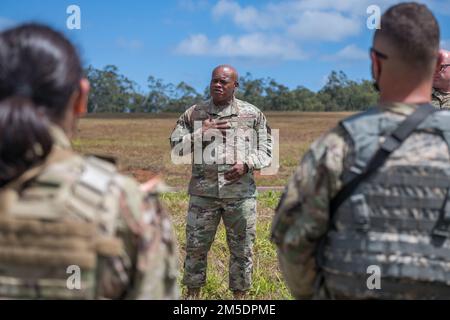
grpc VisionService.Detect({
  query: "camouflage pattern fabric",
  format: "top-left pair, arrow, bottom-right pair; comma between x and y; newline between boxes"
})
432,88 -> 450,109
0,124 -> 179,300
182,195 -> 256,292
169,97 -> 272,199
171,97 -> 270,292
271,103 -> 450,300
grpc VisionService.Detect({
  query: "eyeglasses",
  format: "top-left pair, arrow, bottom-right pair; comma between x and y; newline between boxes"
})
439,64 -> 450,73
370,47 -> 388,60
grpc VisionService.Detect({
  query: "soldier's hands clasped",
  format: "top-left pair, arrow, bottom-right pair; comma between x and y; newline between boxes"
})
225,163 -> 248,182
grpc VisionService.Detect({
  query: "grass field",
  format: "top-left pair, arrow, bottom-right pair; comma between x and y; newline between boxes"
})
73,112 -> 350,300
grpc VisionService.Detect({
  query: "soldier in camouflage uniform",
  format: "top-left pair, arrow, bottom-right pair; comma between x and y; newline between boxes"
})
0,24 -> 178,299
272,3 -> 450,299
170,65 -> 272,299
432,50 -> 450,109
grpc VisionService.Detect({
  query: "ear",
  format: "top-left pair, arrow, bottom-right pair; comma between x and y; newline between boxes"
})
370,51 -> 380,80
73,78 -> 90,116
235,80 -> 239,88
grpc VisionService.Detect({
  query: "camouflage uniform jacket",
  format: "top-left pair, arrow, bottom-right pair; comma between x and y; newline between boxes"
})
0,124 -> 179,300
271,103 -> 438,299
432,88 -> 450,109
170,98 -> 272,199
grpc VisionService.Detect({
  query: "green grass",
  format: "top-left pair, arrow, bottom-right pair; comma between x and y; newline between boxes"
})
160,190 -> 293,300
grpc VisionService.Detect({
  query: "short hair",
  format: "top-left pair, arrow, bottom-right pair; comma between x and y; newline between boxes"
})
375,2 -> 440,70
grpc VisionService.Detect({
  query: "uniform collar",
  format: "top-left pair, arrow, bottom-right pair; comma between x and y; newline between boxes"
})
48,123 -> 72,150
208,97 -> 239,118
432,88 -> 443,102
433,88 -> 450,103
378,102 -> 426,116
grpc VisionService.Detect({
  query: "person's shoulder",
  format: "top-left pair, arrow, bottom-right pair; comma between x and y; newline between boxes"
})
442,95 -> 450,109
311,124 -> 349,151
179,100 -> 210,123
236,99 -> 268,124
236,98 -> 262,115
36,152 -> 140,212
35,150 -> 86,186
42,151 -> 173,232
184,100 -> 209,115
340,106 -> 381,124
424,106 -> 450,129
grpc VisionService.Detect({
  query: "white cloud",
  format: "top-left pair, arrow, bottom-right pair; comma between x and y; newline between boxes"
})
177,34 -> 209,55
116,37 -> 144,51
322,44 -> 368,61
288,11 -> 361,41
177,0 -> 419,60
178,0 -> 371,60
175,33 -> 307,60
275,0 -> 401,16
211,0 -> 372,41
212,0 -> 279,30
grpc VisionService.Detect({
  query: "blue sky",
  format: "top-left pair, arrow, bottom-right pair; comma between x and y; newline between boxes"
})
1,0 -> 450,93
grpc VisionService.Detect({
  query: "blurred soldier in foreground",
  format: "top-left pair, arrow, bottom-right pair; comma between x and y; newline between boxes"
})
272,3 -> 450,299
170,65 -> 272,299
432,49 -> 450,109
0,24 -> 178,299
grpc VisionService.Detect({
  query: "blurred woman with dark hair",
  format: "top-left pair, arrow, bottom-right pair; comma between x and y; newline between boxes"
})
0,24 -> 178,299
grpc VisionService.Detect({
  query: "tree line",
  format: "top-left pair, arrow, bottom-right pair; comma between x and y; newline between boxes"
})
85,65 -> 379,113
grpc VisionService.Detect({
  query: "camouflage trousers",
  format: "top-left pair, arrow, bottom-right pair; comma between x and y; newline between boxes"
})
182,195 -> 257,292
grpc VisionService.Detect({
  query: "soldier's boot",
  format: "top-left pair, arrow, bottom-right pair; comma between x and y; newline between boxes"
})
232,290 -> 248,300
186,287 -> 201,300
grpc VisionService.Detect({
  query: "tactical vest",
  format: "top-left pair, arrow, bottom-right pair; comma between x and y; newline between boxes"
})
317,107 -> 450,299
0,147 -> 124,299
432,90 -> 450,110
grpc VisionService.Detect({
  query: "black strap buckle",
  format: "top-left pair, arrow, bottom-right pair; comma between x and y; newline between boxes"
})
380,134 -> 401,153
431,223 -> 450,247
431,189 -> 450,247
350,194 -> 370,232
432,226 -> 450,239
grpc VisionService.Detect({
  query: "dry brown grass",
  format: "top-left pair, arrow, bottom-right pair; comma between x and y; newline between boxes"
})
74,112 -> 351,187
